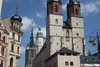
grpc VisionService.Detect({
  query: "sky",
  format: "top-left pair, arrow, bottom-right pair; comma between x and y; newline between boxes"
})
1,0 -> 100,67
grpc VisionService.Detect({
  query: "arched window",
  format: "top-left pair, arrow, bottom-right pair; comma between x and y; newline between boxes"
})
3,36 -> 5,43
66,30 -> 70,41
55,5 -> 58,12
55,19 -> 58,24
10,58 -> 13,67
76,8 -> 78,15
66,30 -> 69,36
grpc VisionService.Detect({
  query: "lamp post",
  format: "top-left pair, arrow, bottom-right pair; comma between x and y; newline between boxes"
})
89,32 -> 100,55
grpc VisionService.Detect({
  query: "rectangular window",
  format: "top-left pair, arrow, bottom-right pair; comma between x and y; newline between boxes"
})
66,36 -> 70,41
65,62 -> 69,66
18,36 -> 20,42
12,33 -> 15,39
17,47 -> 19,54
1,46 -> 5,56
11,44 -> 14,52
70,62 -> 73,66
0,60 -> 3,67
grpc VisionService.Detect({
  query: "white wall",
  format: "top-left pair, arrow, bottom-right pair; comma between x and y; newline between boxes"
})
0,0 -> 3,18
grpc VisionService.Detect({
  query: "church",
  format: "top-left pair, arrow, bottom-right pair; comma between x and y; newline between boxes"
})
25,0 -> 100,67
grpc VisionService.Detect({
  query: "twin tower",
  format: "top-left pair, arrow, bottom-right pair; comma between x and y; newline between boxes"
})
46,0 -> 86,56
25,0 -> 86,67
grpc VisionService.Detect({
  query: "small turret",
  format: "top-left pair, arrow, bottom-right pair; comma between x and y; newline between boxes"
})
36,26 -> 44,54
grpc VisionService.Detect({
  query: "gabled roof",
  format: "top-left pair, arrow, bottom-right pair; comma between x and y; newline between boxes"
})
45,47 -> 80,62
58,47 -> 80,54
63,21 -> 72,29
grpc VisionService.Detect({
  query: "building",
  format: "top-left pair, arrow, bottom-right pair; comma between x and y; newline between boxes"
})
80,56 -> 100,67
0,19 -> 9,67
25,28 -> 36,67
0,11 -> 23,67
25,0 -> 100,67
25,27 -> 44,67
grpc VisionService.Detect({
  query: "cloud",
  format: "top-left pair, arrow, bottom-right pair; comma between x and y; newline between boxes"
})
81,1 -> 100,15
62,2 -> 68,10
20,46 -> 25,54
36,12 -> 44,19
62,0 -> 100,16
22,16 -> 36,30
33,27 -> 46,38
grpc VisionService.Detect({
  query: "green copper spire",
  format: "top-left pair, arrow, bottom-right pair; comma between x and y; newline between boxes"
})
37,26 -> 43,34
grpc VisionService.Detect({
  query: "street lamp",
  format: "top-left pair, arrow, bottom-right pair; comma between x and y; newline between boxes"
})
89,32 -> 100,55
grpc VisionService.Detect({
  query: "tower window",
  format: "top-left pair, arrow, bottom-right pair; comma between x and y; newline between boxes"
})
66,30 -> 70,41
10,58 -> 13,67
66,30 -> 69,36
76,8 -> 78,15
55,19 -> 58,24
55,5 -> 58,12
77,33 -> 79,36
76,23 -> 78,25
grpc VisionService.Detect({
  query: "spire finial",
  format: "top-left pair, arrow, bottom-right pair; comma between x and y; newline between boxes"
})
16,5 -> 18,14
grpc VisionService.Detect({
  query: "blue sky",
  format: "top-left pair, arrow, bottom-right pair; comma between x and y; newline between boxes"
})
1,0 -> 100,67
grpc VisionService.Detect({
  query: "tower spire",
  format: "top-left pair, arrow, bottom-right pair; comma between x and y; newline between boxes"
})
29,27 -> 34,47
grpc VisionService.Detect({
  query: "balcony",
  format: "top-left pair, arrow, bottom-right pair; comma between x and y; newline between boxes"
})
10,26 -> 23,36
16,53 -> 20,59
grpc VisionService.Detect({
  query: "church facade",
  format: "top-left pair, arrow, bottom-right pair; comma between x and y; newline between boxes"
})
25,0 -> 86,67
25,0 -> 100,67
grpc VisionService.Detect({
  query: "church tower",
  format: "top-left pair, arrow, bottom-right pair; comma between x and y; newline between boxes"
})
67,0 -> 86,55
67,0 -> 80,18
25,28 -> 36,67
36,27 -> 44,54
46,0 -> 63,56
